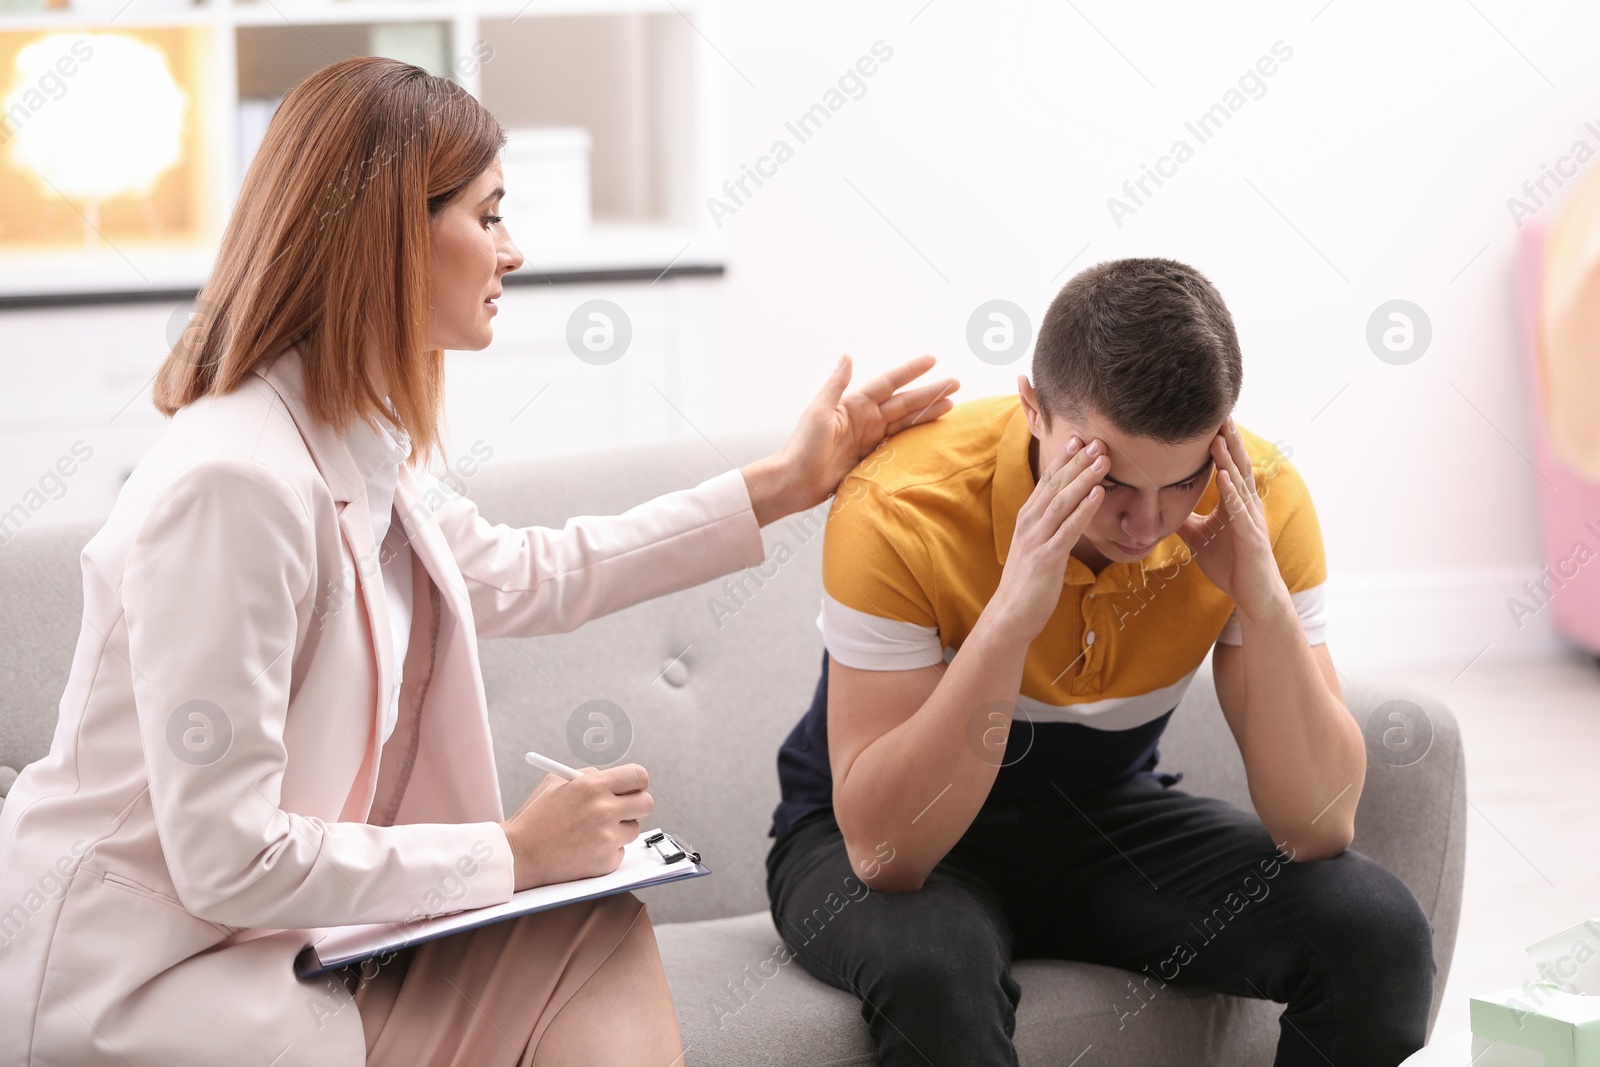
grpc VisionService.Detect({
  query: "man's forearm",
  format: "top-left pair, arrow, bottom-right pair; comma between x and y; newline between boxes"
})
1237,592 -> 1366,860
834,611 -> 1030,891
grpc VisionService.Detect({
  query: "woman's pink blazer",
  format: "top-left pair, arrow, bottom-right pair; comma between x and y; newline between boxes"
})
0,346 -> 768,1066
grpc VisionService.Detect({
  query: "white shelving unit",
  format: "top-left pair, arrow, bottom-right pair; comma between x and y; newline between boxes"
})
0,0 -> 739,535
0,0 -> 731,300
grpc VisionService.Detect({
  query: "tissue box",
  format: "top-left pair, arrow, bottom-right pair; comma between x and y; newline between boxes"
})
1471,983 -> 1600,1066
1528,922 -> 1600,995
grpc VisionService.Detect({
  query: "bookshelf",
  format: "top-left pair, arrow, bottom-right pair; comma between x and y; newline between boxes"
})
0,0 -> 739,530
0,0 -> 731,303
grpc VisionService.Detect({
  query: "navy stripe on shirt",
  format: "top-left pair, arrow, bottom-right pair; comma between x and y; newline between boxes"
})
770,649 -> 1183,841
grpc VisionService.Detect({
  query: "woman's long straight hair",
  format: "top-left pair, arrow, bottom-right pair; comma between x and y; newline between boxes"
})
152,56 -> 506,469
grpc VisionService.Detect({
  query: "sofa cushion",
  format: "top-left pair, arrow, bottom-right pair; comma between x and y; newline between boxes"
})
656,910 -> 1280,1066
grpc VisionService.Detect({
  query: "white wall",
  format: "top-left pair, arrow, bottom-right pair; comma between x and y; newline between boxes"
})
706,0 -> 1600,670
5,0 -> 1598,672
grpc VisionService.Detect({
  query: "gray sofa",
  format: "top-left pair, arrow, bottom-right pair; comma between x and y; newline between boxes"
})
0,430 -> 1466,1065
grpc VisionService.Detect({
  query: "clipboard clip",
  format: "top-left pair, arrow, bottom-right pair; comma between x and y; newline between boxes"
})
643,830 -> 699,865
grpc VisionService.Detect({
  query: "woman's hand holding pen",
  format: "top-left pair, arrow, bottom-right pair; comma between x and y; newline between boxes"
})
499,763 -> 655,892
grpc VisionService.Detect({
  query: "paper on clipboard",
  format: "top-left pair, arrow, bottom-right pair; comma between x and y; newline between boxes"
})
294,829 -> 709,979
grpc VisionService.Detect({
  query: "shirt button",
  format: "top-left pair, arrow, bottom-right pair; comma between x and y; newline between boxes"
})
1086,630 -> 1096,646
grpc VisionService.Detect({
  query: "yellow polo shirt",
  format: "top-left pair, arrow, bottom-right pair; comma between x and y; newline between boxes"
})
816,393 -> 1327,719
770,393 -> 1328,837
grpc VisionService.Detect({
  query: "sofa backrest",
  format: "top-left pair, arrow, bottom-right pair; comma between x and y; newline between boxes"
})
0,520 -> 97,802
463,430 -> 830,922
0,433 -> 1463,942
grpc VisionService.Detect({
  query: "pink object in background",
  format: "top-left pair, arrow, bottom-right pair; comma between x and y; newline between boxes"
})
1513,212 -> 1600,658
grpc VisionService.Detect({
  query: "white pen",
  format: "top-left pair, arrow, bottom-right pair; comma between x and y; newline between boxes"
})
525,750 -> 583,780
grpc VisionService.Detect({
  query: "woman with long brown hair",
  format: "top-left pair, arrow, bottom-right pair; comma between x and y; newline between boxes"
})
0,56 -> 957,1065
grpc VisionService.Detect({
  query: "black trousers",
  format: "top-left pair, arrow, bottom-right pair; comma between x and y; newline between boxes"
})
765,774 -> 1435,1067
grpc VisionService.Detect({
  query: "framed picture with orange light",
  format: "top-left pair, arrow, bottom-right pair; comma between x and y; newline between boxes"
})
0,23 -> 222,263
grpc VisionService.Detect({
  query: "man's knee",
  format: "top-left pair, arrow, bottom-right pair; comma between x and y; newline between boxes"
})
1299,851 -> 1435,988
871,917 -> 1010,995
850,909 -> 1020,1053
783,885 -> 1012,999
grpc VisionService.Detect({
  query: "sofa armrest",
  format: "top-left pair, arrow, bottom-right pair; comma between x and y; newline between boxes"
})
1343,680 -> 1466,1040
1161,671 -> 1465,1039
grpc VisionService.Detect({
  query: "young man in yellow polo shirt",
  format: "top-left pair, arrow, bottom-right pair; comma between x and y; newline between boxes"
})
765,258 -> 1433,1066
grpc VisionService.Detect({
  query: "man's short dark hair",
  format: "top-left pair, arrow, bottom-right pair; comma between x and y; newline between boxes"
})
1032,257 -> 1243,444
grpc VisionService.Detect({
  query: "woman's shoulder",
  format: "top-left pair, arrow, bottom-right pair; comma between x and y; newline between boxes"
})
102,378 -> 333,548
171,379 -> 319,475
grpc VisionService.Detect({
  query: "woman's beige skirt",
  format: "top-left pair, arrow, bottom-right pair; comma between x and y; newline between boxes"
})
348,891 -> 646,1066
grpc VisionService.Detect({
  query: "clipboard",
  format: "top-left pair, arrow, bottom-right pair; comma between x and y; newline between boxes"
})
293,829 -> 710,979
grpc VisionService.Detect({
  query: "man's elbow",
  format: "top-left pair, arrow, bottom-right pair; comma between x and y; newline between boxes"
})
1273,819 -> 1356,863
839,824 -> 927,894
858,863 -> 929,894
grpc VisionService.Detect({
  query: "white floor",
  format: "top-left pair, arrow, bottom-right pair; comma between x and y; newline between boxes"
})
1371,648 -> 1600,1042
